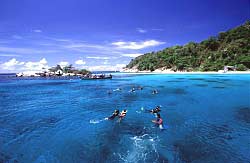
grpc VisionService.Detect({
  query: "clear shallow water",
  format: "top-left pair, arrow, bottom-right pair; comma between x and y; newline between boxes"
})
0,74 -> 250,163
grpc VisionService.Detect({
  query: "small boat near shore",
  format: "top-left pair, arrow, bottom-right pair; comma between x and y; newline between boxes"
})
81,74 -> 112,80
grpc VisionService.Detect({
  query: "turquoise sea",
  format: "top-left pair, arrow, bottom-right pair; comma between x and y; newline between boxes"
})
0,73 -> 250,163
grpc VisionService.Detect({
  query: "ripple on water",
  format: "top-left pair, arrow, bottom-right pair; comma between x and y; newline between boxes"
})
16,117 -> 61,136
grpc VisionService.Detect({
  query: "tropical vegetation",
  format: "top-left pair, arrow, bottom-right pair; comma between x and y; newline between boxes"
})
126,21 -> 250,71
49,64 -> 90,75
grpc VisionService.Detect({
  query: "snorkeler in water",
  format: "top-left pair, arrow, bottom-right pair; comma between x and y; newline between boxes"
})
130,88 -> 135,93
107,90 -> 112,94
106,109 -> 120,120
113,88 -> 122,92
152,89 -> 158,94
138,86 -> 143,90
152,113 -> 164,130
150,106 -> 161,113
118,109 -> 127,122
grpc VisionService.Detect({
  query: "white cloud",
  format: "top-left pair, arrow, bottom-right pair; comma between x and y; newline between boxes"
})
1,58 -> 24,70
112,40 -> 165,49
0,54 -> 21,57
152,28 -> 164,31
75,59 -> 86,65
137,28 -> 147,33
103,60 -> 109,65
1,58 -> 48,72
115,64 -> 126,69
85,64 -> 126,71
33,29 -> 42,33
58,61 -> 69,67
86,56 -> 110,60
0,46 -> 59,54
65,43 -> 104,49
24,58 -> 49,71
121,53 -> 142,58
40,58 -> 48,64
12,35 -> 23,39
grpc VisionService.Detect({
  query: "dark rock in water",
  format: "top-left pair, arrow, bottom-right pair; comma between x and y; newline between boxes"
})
157,154 -> 169,163
167,102 -> 178,106
212,86 -> 226,89
162,87 -> 187,95
172,88 -> 187,95
95,146 -> 112,162
204,80 -> 224,84
236,107 -> 250,123
194,84 -> 208,87
113,123 -> 151,136
167,80 -> 184,83
0,152 -> 11,163
172,124 -> 234,163
189,78 -> 206,81
0,152 -> 19,163
25,81 -> 71,88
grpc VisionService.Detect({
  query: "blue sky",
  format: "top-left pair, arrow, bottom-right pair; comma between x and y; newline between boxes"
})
0,0 -> 249,72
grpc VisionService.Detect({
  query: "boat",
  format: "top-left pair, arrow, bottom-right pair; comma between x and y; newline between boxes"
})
80,74 -> 112,80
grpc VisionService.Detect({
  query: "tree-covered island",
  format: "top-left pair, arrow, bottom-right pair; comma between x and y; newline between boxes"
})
125,21 -> 250,72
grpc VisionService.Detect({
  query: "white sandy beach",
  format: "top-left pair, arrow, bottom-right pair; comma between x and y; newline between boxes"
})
121,68 -> 250,74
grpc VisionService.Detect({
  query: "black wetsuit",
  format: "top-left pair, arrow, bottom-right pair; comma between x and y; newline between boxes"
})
108,112 -> 119,120
151,108 -> 160,113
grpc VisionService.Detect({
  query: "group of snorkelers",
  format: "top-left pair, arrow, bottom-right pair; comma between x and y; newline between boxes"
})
105,109 -> 128,122
106,105 -> 164,130
108,86 -> 158,94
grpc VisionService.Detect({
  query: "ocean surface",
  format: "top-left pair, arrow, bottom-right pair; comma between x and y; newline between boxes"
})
0,73 -> 250,163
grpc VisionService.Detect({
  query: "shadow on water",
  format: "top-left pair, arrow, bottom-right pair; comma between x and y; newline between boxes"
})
235,107 -> 250,124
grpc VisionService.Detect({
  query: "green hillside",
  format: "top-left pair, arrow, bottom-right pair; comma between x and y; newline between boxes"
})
126,21 -> 250,71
